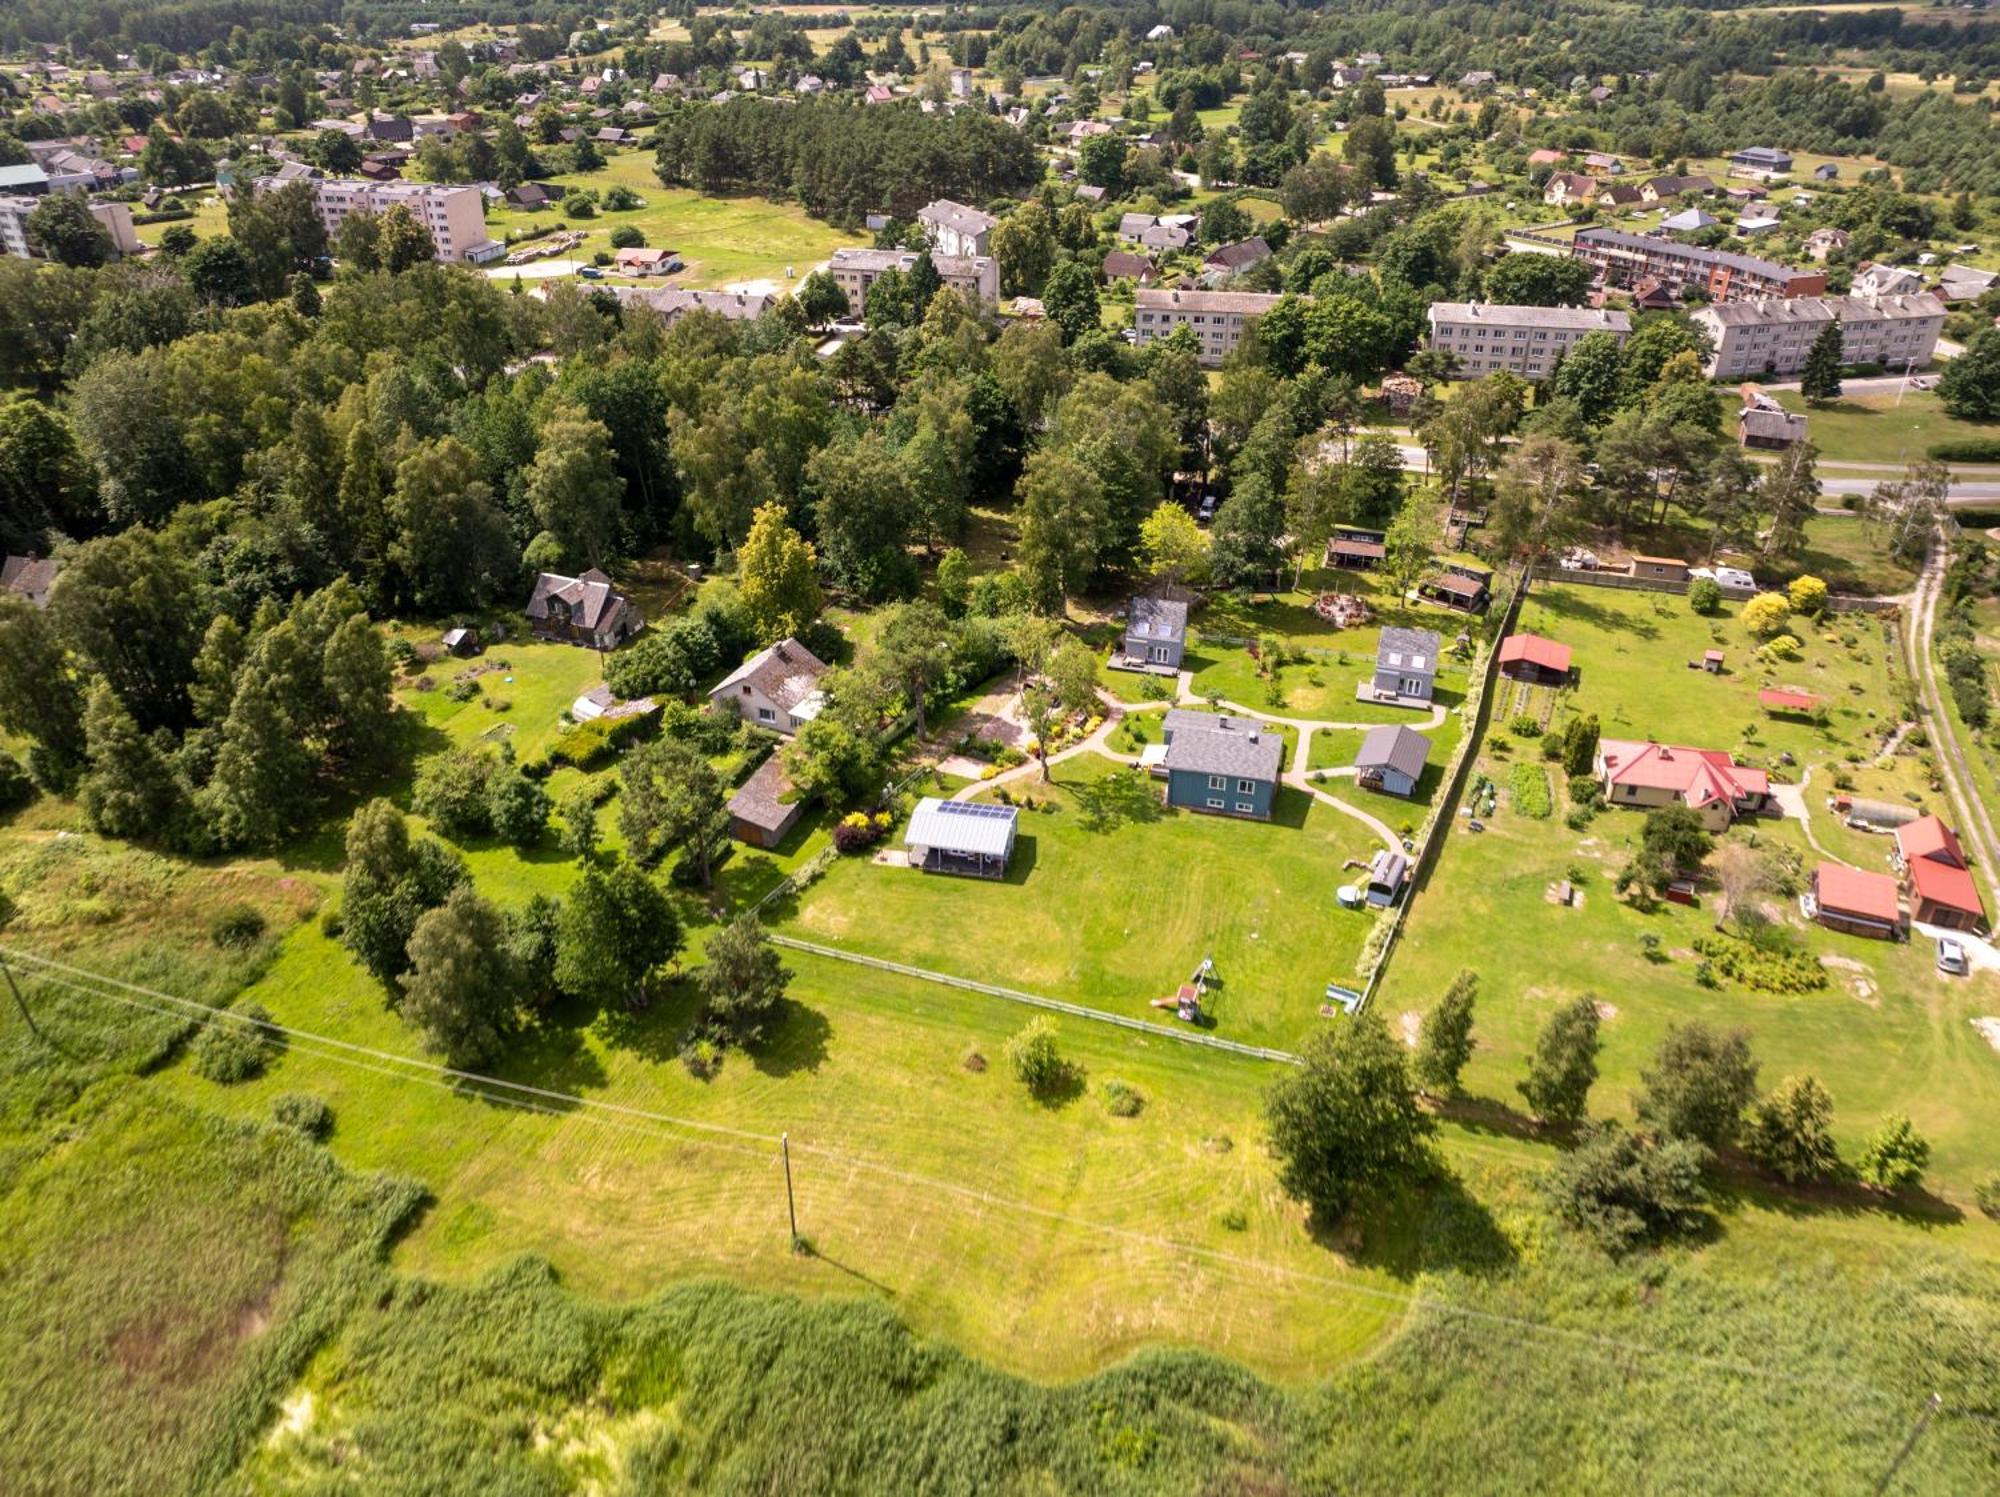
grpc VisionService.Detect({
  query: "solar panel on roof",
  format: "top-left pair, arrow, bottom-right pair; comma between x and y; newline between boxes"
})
937,801 -> 1014,820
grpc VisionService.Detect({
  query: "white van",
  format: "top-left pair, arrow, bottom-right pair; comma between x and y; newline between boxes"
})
1692,565 -> 1756,590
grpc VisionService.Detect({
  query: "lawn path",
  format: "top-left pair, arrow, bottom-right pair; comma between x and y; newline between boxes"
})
1769,770 -> 1838,863
1288,727 -> 1401,853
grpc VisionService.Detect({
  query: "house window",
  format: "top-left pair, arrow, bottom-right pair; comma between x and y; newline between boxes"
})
1236,779 -> 1255,794
1206,797 -> 1225,809
756,707 -> 775,723
741,685 -> 752,695
1236,801 -> 1254,814
1207,775 -> 1226,790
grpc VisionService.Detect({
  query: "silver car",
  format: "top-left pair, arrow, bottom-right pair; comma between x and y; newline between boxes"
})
1936,937 -> 1968,976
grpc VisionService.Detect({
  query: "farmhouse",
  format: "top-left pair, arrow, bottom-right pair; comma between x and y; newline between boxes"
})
1497,633 -> 1572,684
524,568 -> 641,649
1,553 -> 57,609
709,638 -> 829,735
1595,739 -> 1773,830
1120,594 -> 1188,670
1354,724 -> 1431,798
1807,861 -> 1902,940
1203,236 -> 1272,278
1161,710 -> 1285,820
1893,814 -> 1986,931
905,797 -> 1018,877
728,753 -> 805,849
1366,627 -> 1441,705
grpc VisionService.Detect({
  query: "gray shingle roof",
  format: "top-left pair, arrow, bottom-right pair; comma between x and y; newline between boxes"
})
711,638 -> 829,711
1162,711 -> 1285,782
1356,724 -> 1431,781
1128,595 -> 1188,640
1377,627 -> 1440,672
728,753 -> 801,833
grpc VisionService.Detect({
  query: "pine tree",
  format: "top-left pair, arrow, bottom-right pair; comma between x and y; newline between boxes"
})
1413,970 -> 1478,1095
1799,318 -> 1844,405
78,682 -> 185,843
202,669 -> 315,850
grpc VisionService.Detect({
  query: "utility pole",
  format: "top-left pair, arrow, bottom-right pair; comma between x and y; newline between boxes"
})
1873,1392 -> 1942,1496
0,952 -> 41,1043
780,1131 -> 800,1250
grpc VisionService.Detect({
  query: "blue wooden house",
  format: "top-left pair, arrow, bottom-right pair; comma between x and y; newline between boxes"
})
1161,709 -> 1284,820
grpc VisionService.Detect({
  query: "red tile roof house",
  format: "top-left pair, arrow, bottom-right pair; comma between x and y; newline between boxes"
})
1807,861 -> 1903,940
1594,739 -> 1772,832
1497,633 -> 1572,685
1894,814 -> 1987,932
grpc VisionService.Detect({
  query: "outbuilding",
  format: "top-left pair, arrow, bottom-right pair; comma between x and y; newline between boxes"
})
728,753 -> 806,849
1808,861 -> 1903,940
1895,814 -> 1986,931
1497,633 -> 1572,685
905,797 -> 1019,878
1354,724 -> 1431,798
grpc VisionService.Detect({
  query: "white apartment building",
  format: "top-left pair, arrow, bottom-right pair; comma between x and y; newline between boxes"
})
0,194 -> 140,258
827,247 -> 1000,313
253,176 -> 503,264
1425,302 -> 1632,379
1690,293 -> 1948,379
1132,288 -> 1286,367
915,198 -> 996,257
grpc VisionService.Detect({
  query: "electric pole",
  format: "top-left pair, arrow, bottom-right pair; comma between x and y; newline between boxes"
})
0,952 -> 41,1042
780,1131 -> 800,1250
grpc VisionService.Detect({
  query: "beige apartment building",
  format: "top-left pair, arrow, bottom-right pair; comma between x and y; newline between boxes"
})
252,176 -> 503,264
826,247 -> 1000,314
1425,302 -> 1632,379
1690,293 -> 1947,379
1131,288 -> 1286,367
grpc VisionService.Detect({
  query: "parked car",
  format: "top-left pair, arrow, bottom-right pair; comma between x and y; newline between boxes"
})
577,266 -> 603,280
1197,493 -> 1219,524
1936,936 -> 1968,976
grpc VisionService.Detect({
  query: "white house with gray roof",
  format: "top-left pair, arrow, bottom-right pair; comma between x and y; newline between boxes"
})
917,198 -> 997,257
709,638 -> 830,735
1689,293 -> 1945,379
1366,627 -> 1441,706
1121,594 -> 1188,670
1355,724 -> 1431,798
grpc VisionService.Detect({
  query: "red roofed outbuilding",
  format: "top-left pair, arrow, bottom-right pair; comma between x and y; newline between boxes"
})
1895,815 -> 1986,931
1810,861 -> 1903,939
1498,633 -> 1572,684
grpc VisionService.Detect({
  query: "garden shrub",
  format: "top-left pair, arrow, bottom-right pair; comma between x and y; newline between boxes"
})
1005,1018 -> 1066,1095
1926,437 -> 2000,462
191,1003 -> 280,1083
1690,934 -> 1827,994
1508,762 -> 1552,818
273,1092 -> 333,1140
208,903 -> 267,949
1688,577 -> 1722,615
1509,714 -> 1541,738
1100,1080 -> 1144,1117
832,811 -> 894,853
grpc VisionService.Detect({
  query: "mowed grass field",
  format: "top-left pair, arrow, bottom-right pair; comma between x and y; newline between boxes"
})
479,151 -> 870,288
1379,583 -> 2000,1189
1769,389 -> 2000,469
782,752 -> 1382,1045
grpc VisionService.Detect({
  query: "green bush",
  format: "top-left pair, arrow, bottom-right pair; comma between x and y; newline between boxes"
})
273,1092 -> 333,1140
1005,1017 -> 1066,1095
1509,714 -> 1542,738
208,904 -> 267,949
1690,934 -> 1827,994
1688,577 -> 1723,615
1926,437 -> 2000,462
1100,1080 -> 1144,1117
1976,1172 -> 2000,1220
191,1003 -> 280,1084
1508,762 -> 1552,818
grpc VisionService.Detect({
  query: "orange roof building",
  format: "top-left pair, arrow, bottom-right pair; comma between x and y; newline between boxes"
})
1895,814 -> 1986,931
1498,633 -> 1573,682
1596,739 -> 1772,830
1810,861 -> 1903,939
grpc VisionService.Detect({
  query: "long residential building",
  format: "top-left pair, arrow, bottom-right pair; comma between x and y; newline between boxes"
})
827,247 -> 999,313
1571,226 -> 1825,303
1132,287 -> 1286,366
1426,302 -> 1631,379
1690,293 -> 1947,379
251,175 -> 503,264
1,192 -> 142,259
604,285 -> 774,324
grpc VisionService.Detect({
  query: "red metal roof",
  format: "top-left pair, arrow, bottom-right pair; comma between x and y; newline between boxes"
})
1758,689 -> 1821,711
1499,633 -> 1572,673
1908,854 -> 1984,921
1896,814 -> 1966,868
1814,861 -> 1902,925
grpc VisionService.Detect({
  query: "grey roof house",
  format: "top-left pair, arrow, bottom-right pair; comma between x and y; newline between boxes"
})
1355,724 -> 1431,798
1120,594 -> 1188,671
1161,710 -> 1285,820
1366,627 -> 1441,706
1,554 -> 57,609
524,568 -> 640,649
709,638 -> 829,735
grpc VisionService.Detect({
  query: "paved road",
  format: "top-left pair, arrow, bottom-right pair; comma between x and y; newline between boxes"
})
1905,539 -> 2000,918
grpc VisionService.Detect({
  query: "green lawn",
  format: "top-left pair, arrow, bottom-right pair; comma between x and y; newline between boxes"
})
1785,514 -> 1922,598
780,752 -> 1380,1047
1513,583 -> 1907,763
1381,582 -> 2000,1192
477,151 -> 870,289
132,192 -> 229,247
1770,389 -> 2000,468
1189,641 -> 1470,725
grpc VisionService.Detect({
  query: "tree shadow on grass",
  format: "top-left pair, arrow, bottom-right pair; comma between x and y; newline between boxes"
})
1071,770 -> 1162,832
1027,1060 -> 1089,1111
590,978 -> 703,1066
1317,1163 -> 1519,1283
1705,1159 -> 1966,1232
1532,588 -> 1664,640
749,998 -> 831,1078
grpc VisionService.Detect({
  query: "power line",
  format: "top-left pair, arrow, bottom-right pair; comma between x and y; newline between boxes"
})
0,945 -> 1909,1406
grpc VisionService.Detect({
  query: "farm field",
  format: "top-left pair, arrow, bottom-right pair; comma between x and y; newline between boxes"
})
780,752 -> 1380,1047
1379,582 -> 2000,1190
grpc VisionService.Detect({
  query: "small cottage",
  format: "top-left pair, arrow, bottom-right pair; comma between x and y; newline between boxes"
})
1354,724 -> 1431,798
1808,861 -> 1902,940
905,797 -> 1018,877
709,638 -> 829,735
1368,627 -> 1441,705
1497,633 -> 1572,685
1894,815 -> 1986,932
525,568 -> 641,649
1121,595 -> 1189,671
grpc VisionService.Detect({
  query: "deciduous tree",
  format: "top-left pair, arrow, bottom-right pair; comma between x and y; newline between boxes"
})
1264,1008 -> 1433,1223
1518,994 -> 1601,1127
401,885 -> 515,1066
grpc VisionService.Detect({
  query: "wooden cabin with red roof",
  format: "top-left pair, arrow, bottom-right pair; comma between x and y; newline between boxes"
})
1894,815 -> 1986,932
1594,739 -> 1772,831
1808,861 -> 1903,940
1497,633 -> 1572,685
